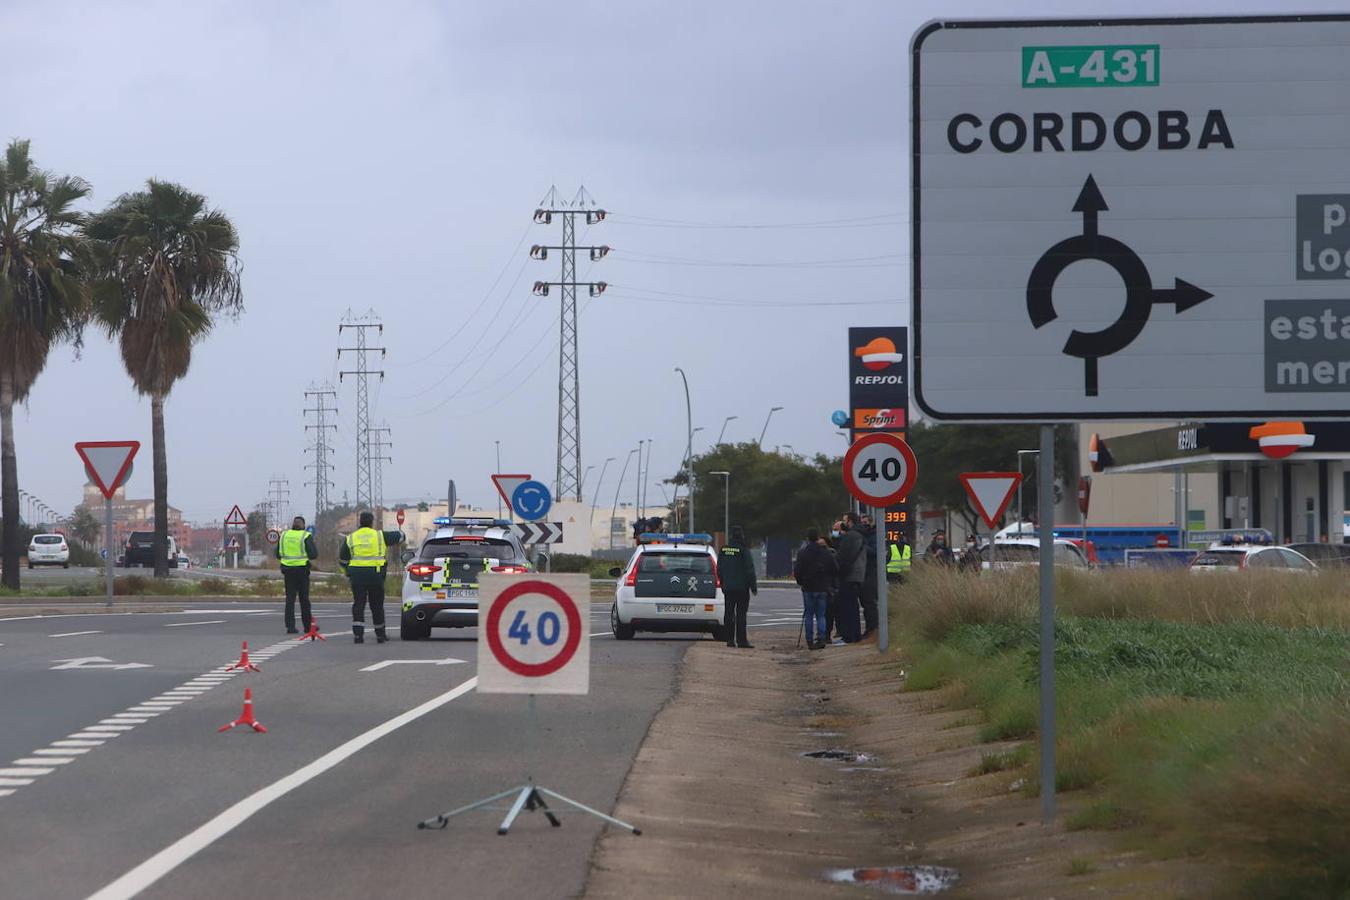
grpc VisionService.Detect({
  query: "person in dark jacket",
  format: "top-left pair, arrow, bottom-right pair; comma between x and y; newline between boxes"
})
275,516 -> 318,634
794,527 -> 838,650
717,526 -> 758,648
834,514 -> 866,642
859,513 -> 879,638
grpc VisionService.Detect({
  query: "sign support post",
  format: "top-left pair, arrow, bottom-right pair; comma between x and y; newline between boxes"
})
1037,425 -> 1056,825
104,495 -> 114,608
873,504 -> 887,652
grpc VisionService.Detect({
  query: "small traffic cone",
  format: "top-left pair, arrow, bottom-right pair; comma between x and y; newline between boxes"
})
224,641 -> 261,673
298,620 -> 325,641
218,688 -> 267,733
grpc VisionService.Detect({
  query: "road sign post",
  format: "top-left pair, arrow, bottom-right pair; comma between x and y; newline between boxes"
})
75,441 -> 140,608
418,574 -> 640,837
842,433 -> 918,655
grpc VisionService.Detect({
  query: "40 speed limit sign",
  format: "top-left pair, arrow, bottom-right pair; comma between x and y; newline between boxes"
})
478,574 -> 589,695
843,432 -> 918,508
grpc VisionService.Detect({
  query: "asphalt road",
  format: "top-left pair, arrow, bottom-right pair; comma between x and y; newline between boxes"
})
0,588 -> 805,899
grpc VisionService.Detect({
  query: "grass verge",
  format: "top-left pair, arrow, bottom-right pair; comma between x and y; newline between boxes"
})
894,566 -> 1350,899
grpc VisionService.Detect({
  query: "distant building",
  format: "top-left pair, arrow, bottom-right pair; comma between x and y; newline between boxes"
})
81,481 -> 183,545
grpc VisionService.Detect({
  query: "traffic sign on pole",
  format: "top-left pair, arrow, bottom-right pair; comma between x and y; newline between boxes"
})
512,522 -> 565,545
491,474 -> 532,510
510,480 -> 552,522
478,574 -> 588,695
842,433 -> 917,508
74,442 -> 139,499
959,472 -> 1023,530
912,15 -> 1350,421
265,529 -> 280,544
396,508 -> 406,526
224,505 -> 248,527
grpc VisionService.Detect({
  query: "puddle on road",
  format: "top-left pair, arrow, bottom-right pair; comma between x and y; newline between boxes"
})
802,749 -> 875,764
824,865 -> 960,895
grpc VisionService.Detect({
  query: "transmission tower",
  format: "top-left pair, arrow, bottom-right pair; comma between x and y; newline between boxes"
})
366,424 -> 392,528
304,383 -> 338,521
530,186 -> 608,501
266,477 -> 290,530
338,311 -> 386,512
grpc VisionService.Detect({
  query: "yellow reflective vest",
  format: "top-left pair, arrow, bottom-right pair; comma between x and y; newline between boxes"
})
887,543 -> 912,574
346,528 -> 387,569
279,530 -> 309,567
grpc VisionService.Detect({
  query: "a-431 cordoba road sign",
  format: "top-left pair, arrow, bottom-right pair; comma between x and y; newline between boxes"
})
912,14 -> 1350,421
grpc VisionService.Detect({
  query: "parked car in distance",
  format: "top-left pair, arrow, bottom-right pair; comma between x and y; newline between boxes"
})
27,533 -> 70,568
980,538 -> 1090,571
1189,544 -> 1318,573
122,532 -> 179,568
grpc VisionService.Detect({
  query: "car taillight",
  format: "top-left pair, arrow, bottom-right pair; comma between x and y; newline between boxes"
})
408,563 -> 441,581
624,565 -> 638,588
711,558 -> 721,588
491,565 -> 528,574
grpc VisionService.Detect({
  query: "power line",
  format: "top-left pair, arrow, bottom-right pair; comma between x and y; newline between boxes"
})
304,382 -> 338,521
338,311 -> 386,512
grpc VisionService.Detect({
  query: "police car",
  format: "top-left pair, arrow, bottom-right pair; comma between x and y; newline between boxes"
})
608,533 -> 727,642
1189,541 -> 1318,574
400,517 -> 534,640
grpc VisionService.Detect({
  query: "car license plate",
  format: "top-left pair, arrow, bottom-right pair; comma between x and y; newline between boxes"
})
448,589 -> 476,599
655,603 -> 694,614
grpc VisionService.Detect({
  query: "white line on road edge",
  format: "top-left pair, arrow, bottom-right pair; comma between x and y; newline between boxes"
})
87,676 -> 480,900
48,631 -> 102,638
163,620 -> 227,628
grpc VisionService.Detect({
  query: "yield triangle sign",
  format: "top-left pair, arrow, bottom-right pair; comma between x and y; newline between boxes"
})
75,442 -> 140,500
959,472 -> 1023,530
491,474 -> 531,507
224,505 -> 248,527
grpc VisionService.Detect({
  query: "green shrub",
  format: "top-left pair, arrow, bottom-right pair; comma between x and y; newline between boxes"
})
546,553 -> 593,573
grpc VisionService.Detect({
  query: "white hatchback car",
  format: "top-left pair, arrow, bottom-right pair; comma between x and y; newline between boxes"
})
1189,544 -> 1318,573
609,533 -> 726,641
28,533 -> 70,568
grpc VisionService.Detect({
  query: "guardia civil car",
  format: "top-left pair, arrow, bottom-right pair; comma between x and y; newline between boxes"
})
609,533 -> 727,642
400,517 -> 533,640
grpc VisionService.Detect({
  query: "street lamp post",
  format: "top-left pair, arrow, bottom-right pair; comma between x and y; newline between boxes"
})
589,456 -> 615,549
635,440 -> 645,520
781,444 -> 796,457
674,368 -> 694,533
1017,449 -> 1039,534
710,471 -> 730,541
758,406 -> 783,446
642,438 -> 652,516
610,448 -> 638,550
717,416 -> 738,445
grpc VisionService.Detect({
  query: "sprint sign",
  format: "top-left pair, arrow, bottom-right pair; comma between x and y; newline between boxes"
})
478,574 -> 589,695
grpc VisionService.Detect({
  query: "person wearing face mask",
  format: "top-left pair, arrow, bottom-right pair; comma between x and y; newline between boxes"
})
833,513 -> 866,643
960,534 -> 982,570
824,522 -> 842,642
926,529 -> 955,565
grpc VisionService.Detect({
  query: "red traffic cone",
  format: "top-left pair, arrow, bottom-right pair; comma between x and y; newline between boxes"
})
298,620 -> 325,641
218,688 -> 267,733
224,641 -> 261,673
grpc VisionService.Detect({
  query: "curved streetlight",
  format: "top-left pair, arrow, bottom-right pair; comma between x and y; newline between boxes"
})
717,415 -> 738,445
758,406 -> 784,446
709,470 -> 731,540
609,448 -> 639,550
674,368 -> 694,533
589,457 -> 616,546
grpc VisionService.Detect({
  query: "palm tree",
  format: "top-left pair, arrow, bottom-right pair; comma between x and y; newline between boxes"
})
0,140 -> 91,589
88,180 -> 241,578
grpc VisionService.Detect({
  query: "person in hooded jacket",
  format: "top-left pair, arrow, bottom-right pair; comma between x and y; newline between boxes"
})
833,513 -> 866,642
717,526 -> 758,649
794,526 -> 837,650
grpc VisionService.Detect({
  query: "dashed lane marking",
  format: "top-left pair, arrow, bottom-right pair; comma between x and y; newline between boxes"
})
48,631 -> 102,638
163,621 -> 227,628
0,636 -> 304,803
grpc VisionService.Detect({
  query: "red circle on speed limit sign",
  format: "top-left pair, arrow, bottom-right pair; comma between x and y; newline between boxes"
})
484,580 -> 583,678
842,432 -> 918,507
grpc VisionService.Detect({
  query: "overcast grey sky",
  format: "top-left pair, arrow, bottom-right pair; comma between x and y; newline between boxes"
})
2,0 -> 1340,523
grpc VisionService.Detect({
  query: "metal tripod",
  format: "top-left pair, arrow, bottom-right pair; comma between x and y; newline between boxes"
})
416,694 -> 642,837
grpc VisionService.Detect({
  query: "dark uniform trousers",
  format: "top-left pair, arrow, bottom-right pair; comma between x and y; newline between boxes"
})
351,571 -> 387,638
723,589 -> 751,647
282,567 -> 312,631
837,581 -> 863,643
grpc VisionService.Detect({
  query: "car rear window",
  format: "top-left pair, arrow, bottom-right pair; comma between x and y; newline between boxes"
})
421,537 -> 518,562
34,535 -> 64,545
984,544 -> 1039,562
1193,551 -> 1243,567
637,552 -> 712,575
128,532 -> 154,545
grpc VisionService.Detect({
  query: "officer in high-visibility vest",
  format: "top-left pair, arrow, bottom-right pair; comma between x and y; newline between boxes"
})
276,516 -> 318,633
886,538 -> 912,583
340,511 -> 388,643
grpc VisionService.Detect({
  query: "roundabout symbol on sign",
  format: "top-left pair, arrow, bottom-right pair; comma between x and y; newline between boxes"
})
485,580 -> 582,679
510,480 -> 552,521
1026,174 -> 1213,397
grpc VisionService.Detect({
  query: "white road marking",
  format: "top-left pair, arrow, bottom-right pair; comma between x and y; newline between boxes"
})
0,790 -> 13,797
14,756 -> 74,764
94,723 -> 137,730
53,740 -> 106,747
50,657 -> 153,671
0,767 -> 54,776
34,747 -> 90,756
359,658 -> 466,672
69,733 -> 117,741
48,631 -> 102,638
87,677 -> 480,900
0,777 -> 36,786
163,620 -> 227,628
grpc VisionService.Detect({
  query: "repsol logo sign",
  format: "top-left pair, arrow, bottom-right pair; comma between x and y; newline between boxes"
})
947,110 -> 1234,154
